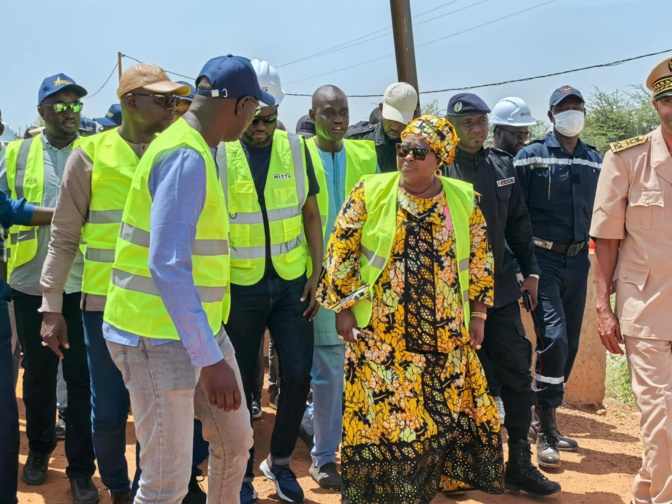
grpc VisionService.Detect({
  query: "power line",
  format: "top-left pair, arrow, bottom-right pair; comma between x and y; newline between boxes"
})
284,48 -> 672,97
122,54 -> 196,80
87,62 -> 119,98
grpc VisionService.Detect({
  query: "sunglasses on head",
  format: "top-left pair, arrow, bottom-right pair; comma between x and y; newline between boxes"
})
42,101 -> 84,114
251,113 -> 278,126
396,144 -> 431,161
129,92 -> 179,108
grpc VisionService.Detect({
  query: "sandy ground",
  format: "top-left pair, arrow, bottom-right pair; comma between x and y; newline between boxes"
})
15,373 -> 642,504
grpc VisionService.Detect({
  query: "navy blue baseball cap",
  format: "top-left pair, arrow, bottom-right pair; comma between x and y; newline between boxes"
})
447,93 -> 491,116
295,115 -> 316,138
79,118 -> 97,134
194,55 -> 275,105
176,81 -> 196,102
549,85 -> 584,109
38,73 -> 87,105
95,104 -> 122,127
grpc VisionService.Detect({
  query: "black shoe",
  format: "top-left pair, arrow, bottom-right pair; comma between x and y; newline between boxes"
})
110,490 -> 132,504
556,431 -> 579,452
22,450 -> 50,485
505,440 -> 561,496
70,476 -> 100,504
297,426 -> 314,451
532,406 -> 579,451
252,400 -> 262,420
182,474 -> 207,504
309,462 -> 342,491
55,417 -> 66,441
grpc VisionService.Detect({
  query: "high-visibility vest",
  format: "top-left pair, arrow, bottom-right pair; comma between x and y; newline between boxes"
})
104,118 -> 231,339
218,130 -> 308,286
305,137 -> 378,238
351,172 -> 474,330
79,129 -> 139,296
4,136 -> 78,280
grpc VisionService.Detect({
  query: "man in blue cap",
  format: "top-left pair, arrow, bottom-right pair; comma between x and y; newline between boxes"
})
446,93 -> 560,496
514,86 -> 602,468
79,118 -> 97,137
102,55 -> 269,504
0,73 -> 98,503
95,104 -> 122,131
175,81 -> 196,119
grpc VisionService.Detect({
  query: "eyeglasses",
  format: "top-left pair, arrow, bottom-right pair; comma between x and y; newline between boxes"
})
396,144 -> 431,160
251,113 -> 278,126
499,129 -> 531,142
42,101 -> 84,114
129,92 -> 179,108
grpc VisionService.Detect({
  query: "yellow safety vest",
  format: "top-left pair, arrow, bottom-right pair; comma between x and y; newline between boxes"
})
351,172 -> 474,329
218,130 -> 309,286
306,137 -> 378,237
104,118 -> 231,339
79,129 -> 139,296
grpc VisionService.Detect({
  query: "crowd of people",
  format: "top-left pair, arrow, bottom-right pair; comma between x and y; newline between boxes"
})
0,52 -> 670,504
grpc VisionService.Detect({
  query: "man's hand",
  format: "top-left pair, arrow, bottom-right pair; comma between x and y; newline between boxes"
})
200,359 -> 242,412
336,308 -> 359,343
301,274 -> 320,321
597,307 -> 624,355
469,317 -> 486,350
40,312 -> 69,359
520,276 -> 539,311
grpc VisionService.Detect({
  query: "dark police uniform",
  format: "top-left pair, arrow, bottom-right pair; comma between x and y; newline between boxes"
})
448,146 -> 540,444
514,131 -> 602,408
345,121 -> 398,173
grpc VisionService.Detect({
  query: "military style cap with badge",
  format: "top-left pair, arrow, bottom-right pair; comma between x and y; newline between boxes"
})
446,93 -> 491,116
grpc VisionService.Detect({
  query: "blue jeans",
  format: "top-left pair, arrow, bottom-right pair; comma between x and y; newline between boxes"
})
0,281 -> 19,504
301,344 -> 345,468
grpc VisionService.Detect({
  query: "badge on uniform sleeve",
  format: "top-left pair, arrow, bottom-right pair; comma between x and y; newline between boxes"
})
497,177 -> 515,187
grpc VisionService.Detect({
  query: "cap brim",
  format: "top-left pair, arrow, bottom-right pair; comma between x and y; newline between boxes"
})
142,81 -> 192,97
94,117 -> 118,127
655,90 -> 672,100
381,103 -> 414,125
551,91 -> 584,108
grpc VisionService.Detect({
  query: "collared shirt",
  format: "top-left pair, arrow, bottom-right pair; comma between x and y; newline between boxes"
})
590,126 -> 672,341
514,131 -> 602,244
0,132 -> 83,295
345,121 -> 398,173
103,147 -> 225,368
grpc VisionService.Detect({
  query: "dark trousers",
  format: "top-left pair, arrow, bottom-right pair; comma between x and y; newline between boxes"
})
533,251 -> 590,408
0,282 -> 19,504
478,301 -> 535,444
13,291 -> 95,478
225,275 -> 313,480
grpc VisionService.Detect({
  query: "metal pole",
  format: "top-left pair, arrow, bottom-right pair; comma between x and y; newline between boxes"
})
118,52 -> 123,81
390,0 -> 419,95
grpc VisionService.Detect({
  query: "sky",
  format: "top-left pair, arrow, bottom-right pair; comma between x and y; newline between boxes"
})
1,0 -> 670,137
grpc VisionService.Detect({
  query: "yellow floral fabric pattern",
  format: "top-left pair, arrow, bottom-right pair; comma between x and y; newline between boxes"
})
317,181 -> 504,503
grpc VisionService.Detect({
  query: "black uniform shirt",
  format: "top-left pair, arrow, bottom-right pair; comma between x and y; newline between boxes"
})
345,121 -> 398,173
448,147 -> 540,308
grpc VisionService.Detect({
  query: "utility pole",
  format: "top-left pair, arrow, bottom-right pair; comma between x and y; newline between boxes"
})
390,0 -> 419,98
118,52 -> 123,82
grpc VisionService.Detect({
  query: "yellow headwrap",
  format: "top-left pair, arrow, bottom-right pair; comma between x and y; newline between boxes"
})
400,115 -> 459,167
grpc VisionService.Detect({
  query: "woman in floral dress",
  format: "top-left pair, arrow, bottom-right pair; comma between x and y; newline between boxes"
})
316,115 -> 504,503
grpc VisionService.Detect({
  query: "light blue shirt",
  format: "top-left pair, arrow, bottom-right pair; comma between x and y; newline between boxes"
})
103,147 -> 224,368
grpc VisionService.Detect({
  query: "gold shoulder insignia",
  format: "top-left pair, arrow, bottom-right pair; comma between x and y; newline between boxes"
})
610,135 -> 648,153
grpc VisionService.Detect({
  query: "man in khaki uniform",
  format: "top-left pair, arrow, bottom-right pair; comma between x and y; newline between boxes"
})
591,57 -> 672,504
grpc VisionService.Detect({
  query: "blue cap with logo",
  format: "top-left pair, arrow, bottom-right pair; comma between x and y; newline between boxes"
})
95,104 -> 122,127
176,81 -> 196,102
38,73 -> 88,105
194,55 -> 275,105
79,118 -> 97,134
549,86 -> 584,109
447,93 -> 491,116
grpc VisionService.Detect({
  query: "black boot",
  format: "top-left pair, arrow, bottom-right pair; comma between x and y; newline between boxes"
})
531,406 -> 579,451
537,407 -> 561,468
70,476 -> 100,504
182,474 -> 207,504
505,440 -> 561,496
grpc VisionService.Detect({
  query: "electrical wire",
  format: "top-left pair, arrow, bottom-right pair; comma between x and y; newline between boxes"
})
86,62 -> 119,98
122,54 -> 196,80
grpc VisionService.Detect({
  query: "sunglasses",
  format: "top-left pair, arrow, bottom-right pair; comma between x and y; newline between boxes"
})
500,129 -> 531,142
129,92 -> 179,108
42,101 -> 84,114
396,144 -> 431,161
251,113 -> 278,126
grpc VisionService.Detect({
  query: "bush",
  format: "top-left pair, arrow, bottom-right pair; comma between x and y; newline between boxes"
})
605,353 -> 635,406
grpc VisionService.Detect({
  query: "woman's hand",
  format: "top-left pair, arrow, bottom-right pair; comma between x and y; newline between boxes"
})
469,317 -> 486,350
336,308 -> 359,343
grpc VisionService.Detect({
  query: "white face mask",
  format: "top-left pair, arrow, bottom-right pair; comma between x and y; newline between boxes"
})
553,110 -> 585,137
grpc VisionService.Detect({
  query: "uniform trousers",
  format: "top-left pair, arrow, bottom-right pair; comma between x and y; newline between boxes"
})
0,281 -> 18,504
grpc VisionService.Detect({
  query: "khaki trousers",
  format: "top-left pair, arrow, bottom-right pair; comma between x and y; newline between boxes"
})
625,336 -> 672,504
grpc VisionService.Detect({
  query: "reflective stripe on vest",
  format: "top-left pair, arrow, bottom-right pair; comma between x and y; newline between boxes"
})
219,131 -> 308,285
111,268 -> 227,303
351,172 -> 474,330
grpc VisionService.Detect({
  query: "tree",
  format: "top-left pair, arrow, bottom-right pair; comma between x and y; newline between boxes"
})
421,99 -> 442,117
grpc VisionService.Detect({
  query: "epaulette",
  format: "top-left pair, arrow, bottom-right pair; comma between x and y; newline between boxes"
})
610,135 -> 648,154
490,147 -> 513,159
346,121 -> 375,137
529,138 -> 546,145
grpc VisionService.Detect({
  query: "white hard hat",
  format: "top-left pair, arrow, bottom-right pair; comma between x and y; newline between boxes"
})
490,97 -> 535,127
251,59 -> 284,106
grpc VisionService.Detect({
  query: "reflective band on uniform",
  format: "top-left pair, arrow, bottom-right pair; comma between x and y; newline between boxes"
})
232,234 -> 304,260
10,229 -> 36,245
111,269 -> 227,303
361,245 -> 387,269
87,209 -> 124,224
288,133 -> 306,205
14,137 -> 34,200
458,257 -> 470,272
120,222 -> 228,255
229,207 -> 301,225
513,156 -> 602,170
120,222 -> 150,248
85,247 -> 115,263
535,374 -> 565,385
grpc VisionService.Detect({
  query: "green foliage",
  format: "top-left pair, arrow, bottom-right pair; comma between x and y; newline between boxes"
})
421,99 -> 443,117
605,353 -> 635,406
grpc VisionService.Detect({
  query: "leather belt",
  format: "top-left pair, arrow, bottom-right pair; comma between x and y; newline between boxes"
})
533,237 -> 586,257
